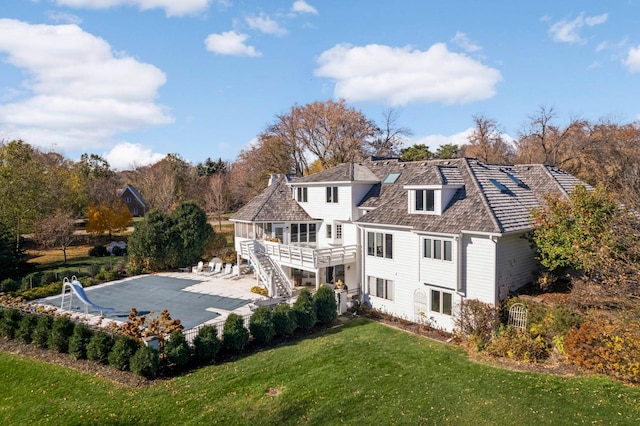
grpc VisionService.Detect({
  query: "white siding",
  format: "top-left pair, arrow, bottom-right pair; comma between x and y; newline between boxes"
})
496,233 -> 539,300
418,236 -> 457,289
462,234 -> 497,305
362,228 -> 420,319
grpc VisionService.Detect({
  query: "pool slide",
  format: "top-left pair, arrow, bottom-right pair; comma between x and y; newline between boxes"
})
60,277 -> 115,315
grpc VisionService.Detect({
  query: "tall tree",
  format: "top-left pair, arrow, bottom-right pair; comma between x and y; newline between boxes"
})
460,115 -> 515,164
170,201 -> 214,267
195,157 -> 227,177
133,154 -> 196,213
205,174 -> 231,231
128,210 -> 179,271
0,140 -> 48,248
0,220 -> 28,281
367,108 -> 412,157
435,143 -> 459,159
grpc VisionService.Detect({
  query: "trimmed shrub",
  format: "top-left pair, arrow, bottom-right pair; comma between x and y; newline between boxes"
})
193,325 -> 221,363
40,272 -> 58,287
130,346 -> 159,379
16,313 -> 38,344
31,315 -> 53,348
108,334 -> 140,371
68,323 -> 94,360
89,245 -> 109,257
0,308 -> 22,339
272,303 -> 297,337
111,245 -> 127,256
48,316 -> 75,353
87,331 -> 114,364
293,288 -> 316,331
313,285 -> 338,325
0,278 -> 20,293
485,325 -> 548,363
20,282 -> 63,301
222,313 -> 249,354
95,268 -> 119,282
249,306 -> 275,345
165,330 -> 191,368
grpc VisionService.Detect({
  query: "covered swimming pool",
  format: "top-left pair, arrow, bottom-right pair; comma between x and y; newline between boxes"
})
42,274 -> 254,330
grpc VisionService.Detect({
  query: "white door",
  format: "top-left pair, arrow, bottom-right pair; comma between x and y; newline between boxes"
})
274,224 -> 285,243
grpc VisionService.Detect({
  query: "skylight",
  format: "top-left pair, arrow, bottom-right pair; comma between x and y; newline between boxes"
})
383,172 -> 401,184
489,179 -> 513,195
506,173 -> 529,189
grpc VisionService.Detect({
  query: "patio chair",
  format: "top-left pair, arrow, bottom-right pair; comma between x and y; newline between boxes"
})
205,261 -> 222,276
218,263 -> 233,277
223,264 -> 240,279
192,261 -> 204,273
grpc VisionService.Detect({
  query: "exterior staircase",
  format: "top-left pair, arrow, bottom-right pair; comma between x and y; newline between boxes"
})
241,241 -> 293,297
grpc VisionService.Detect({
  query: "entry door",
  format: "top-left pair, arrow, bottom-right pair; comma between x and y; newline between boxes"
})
274,224 -> 285,243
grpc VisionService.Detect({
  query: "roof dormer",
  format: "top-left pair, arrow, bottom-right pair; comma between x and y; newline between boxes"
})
404,184 -> 463,215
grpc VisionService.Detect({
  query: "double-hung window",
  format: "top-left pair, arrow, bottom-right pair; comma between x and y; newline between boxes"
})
326,224 -> 332,239
367,232 -> 393,259
431,289 -> 453,316
423,238 -> 452,261
326,186 -> 338,203
296,187 -> 308,202
415,189 -> 435,212
369,276 -> 394,300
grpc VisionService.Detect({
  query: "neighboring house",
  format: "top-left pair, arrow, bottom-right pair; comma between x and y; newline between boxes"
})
119,184 -> 147,217
230,157 -> 587,331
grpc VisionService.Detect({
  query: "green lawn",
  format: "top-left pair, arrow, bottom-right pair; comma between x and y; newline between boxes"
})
1,319 -> 639,425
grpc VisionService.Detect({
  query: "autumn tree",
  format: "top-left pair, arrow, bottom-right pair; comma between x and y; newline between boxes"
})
86,204 -> 133,240
460,115 -> 515,164
75,153 -> 121,208
34,210 -> 76,263
205,173 -> 232,230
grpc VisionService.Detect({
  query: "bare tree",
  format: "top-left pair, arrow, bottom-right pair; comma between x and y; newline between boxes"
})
460,115 -> 515,164
367,108 -> 413,157
205,173 -> 232,231
34,210 -> 76,263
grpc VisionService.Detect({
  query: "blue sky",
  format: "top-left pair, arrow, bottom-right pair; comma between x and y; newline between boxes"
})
1,1 -> 639,169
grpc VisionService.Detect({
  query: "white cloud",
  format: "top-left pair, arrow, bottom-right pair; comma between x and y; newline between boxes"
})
204,31 -> 261,57
0,19 -> 172,152
54,0 -> 210,17
314,43 -> 502,105
450,31 -> 481,52
46,11 -> 83,25
246,13 -> 287,36
548,12 -> 608,44
103,142 -> 164,170
624,45 -> 640,72
291,1 -> 318,15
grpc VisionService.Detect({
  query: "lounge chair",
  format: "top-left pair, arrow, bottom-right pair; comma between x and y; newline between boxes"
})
218,263 -> 233,278
223,265 -> 240,279
205,262 -> 222,275
192,261 -> 204,273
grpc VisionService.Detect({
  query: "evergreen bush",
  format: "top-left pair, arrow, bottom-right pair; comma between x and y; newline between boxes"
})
87,331 -> 114,364
31,315 -> 53,348
48,315 -> 75,353
108,334 -> 140,371
293,288 -> 316,331
313,285 -> 338,325
68,323 -> 94,360
130,345 -> 159,379
0,308 -> 22,339
249,306 -> 275,345
222,313 -> 249,353
193,325 -> 221,363
165,330 -> 191,368
89,245 -> 109,257
272,303 -> 297,337
15,313 -> 37,344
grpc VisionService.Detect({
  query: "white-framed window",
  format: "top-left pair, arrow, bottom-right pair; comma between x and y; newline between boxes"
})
423,238 -> 452,261
367,232 -> 393,259
335,224 -> 343,240
326,186 -> 338,203
415,189 -> 435,212
290,223 -> 316,244
326,224 -> 332,239
430,288 -> 453,316
296,187 -> 308,202
368,276 -> 394,300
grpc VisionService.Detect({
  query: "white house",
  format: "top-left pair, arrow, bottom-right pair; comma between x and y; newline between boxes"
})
230,157 -> 587,331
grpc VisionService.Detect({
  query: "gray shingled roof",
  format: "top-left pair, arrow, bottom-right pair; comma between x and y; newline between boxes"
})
230,175 -> 314,222
293,162 -> 379,184
232,158 -> 589,235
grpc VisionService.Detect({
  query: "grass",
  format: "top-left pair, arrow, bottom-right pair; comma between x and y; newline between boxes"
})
2,319 -> 639,425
